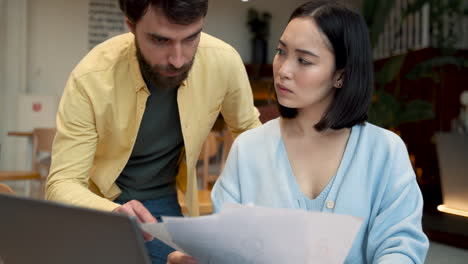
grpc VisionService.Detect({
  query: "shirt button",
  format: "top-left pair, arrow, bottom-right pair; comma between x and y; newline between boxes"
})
326,201 -> 335,209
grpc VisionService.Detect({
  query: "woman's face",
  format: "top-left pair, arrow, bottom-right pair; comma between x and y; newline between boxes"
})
273,17 -> 342,113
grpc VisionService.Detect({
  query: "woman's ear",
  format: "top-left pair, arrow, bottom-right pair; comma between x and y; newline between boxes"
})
334,69 -> 345,88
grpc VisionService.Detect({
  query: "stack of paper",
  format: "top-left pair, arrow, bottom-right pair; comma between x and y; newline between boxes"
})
141,204 -> 362,264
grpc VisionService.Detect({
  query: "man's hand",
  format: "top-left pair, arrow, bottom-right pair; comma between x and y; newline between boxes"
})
113,200 -> 157,241
167,251 -> 198,264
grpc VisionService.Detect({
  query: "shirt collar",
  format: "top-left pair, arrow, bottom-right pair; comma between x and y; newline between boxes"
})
128,35 -> 146,92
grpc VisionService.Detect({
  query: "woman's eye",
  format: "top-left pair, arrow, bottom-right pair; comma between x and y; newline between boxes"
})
276,48 -> 285,55
298,58 -> 312,65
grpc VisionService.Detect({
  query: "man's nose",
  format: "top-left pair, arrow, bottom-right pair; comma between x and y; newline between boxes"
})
168,43 -> 185,69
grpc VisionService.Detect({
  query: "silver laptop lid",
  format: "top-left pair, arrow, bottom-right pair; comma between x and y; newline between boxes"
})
0,194 -> 150,264
435,132 -> 468,212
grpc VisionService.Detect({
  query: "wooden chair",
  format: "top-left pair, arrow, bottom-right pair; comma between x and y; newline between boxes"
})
0,128 -> 56,198
220,129 -> 234,171
0,183 -> 15,194
179,130 -> 235,215
178,189 -> 213,215
197,131 -> 221,190
197,128 -> 237,190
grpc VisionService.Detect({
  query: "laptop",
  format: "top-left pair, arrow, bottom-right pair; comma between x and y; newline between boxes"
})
0,194 -> 150,264
435,132 -> 468,212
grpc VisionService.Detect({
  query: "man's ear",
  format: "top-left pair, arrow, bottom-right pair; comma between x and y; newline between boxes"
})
126,18 -> 135,34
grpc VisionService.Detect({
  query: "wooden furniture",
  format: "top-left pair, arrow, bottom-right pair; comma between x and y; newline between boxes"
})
251,79 -> 275,102
178,189 -> 213,215
219,129 -> 234,171
0,183 -> 15,194
1,128 -> 56,198
197,129 -> 236,190
7,132 -> 33,137
197,131 -> 221,190
0,171 -> 40,181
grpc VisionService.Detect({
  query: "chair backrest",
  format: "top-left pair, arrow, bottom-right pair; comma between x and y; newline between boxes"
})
220,129 -> 234,170
199,132 -> 219,160
0,183 -> 15,194
31,128 -> 56,175
198,131 -> 220,189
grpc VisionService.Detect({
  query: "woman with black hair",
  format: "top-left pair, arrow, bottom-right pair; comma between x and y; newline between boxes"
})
169,1 -> 429,263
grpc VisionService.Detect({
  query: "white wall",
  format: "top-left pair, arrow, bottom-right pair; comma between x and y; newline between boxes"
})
0,0 -> 5,140
205,0 -> 309,63
1,0 -> 28,170
0,0 -> 5,164
27,0 -> 88,95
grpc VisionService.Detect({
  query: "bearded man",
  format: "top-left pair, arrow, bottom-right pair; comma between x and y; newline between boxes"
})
46,1 -> 261,263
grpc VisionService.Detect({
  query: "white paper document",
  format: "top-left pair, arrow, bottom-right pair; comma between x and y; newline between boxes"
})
141,204 -> 362,264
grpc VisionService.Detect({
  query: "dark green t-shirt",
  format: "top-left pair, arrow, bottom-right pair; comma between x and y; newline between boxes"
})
115,83 -> 184,202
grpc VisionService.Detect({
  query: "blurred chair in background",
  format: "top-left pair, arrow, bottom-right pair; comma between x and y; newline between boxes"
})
0,183 -> 15,194
197,131 -> 221,190
180,128 -> 236,215
219,129 -> 234,171
31,128 -> 56,197
0,128 -> 56,198
197,128 -> 236,190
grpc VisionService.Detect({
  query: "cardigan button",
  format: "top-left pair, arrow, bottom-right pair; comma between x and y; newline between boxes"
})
326,201 -> 335,209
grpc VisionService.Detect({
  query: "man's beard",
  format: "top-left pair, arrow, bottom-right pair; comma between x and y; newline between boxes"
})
135,41 -> 194,90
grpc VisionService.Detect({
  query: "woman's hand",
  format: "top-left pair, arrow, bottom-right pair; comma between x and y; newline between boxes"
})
167,251 -> 198,264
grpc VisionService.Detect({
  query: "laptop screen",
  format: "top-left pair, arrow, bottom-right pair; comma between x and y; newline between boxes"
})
0,194 -> 150,264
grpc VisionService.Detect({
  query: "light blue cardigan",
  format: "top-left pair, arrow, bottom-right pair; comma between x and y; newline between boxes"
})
211,118 -> 429,263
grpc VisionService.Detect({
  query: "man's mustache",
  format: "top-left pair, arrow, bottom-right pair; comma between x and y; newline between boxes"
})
155,63 -> 192,74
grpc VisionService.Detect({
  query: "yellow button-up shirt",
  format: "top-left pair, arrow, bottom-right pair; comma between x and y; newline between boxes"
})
46,32 -> 261,216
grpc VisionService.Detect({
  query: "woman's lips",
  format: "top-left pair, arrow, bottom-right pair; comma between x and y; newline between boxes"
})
277,84 -> 293,93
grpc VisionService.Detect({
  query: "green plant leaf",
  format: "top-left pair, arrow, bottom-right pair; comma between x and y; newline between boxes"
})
368,91 -> 435,128
406,56 -> 465,80
398,100 -> 435,125
368,90 -> 402,128
367,0 -> 397,46
362,0 -> 379,26
376,55 -> 406,87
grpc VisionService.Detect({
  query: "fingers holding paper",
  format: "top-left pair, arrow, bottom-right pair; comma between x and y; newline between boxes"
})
167,251 -> 198,264
113,199 -> 157,241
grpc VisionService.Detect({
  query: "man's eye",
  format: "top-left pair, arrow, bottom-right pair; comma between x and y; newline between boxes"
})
152,37 -> 168,44
186,35 -> 198,42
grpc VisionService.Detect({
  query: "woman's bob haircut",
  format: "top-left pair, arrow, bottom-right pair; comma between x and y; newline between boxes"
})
277,0 -> 374,131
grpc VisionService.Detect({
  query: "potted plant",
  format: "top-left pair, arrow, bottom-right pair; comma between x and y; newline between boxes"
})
247,8 -> 272,65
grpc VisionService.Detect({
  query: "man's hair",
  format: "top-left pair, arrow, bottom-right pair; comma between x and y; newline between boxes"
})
278,0 -> 374,131
119,0 -> 209,25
